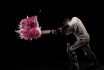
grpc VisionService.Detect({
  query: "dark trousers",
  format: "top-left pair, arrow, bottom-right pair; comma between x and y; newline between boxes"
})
67,40 -> 99,70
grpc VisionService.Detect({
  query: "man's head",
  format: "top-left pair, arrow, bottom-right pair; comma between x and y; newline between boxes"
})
63,18 -> 71,25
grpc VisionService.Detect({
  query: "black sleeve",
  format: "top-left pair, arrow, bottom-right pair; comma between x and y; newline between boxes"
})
61,25 -> 70,31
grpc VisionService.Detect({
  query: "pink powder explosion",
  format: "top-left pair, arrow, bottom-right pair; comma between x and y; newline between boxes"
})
16,16 -> 41,40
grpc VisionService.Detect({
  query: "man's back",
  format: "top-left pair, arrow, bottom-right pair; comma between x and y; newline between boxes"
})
64,17 -> 90,40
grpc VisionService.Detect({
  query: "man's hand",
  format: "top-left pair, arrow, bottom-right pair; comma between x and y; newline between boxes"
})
68,47 -> 74,51
50,29 -> 57,34
50,28 -> 62,34
57,28 -> 62,33
67,43 -> 75,52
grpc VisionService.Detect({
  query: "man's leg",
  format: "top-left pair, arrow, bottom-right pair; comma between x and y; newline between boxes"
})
82,44 -> 100,66
67,43 -> 79,70
67,39 -> 90,70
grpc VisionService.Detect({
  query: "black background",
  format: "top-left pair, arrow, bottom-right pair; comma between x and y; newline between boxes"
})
4,0 -> 104,69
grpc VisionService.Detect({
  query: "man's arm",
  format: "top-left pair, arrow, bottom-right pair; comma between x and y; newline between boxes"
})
41,24 -> 72,35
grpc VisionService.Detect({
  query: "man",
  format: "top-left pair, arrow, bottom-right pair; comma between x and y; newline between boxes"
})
52,17 -> 100,70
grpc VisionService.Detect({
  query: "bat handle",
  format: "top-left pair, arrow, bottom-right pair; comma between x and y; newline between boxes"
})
41,29 -> 57,35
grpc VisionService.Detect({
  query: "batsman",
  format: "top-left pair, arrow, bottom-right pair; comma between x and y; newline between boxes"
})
52,17 -> 100,70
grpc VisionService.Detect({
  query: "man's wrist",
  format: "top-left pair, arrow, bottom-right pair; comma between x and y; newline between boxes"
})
50,29 -> 57,34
